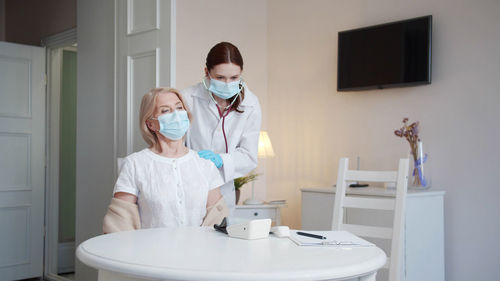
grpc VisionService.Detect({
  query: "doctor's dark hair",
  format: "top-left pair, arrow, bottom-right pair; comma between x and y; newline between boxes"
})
140,88 -> 192,149
206,42 -> 245,113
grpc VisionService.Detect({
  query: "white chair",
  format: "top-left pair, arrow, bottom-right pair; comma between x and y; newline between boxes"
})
117,157 -> 125,174
332,158 -> 409,281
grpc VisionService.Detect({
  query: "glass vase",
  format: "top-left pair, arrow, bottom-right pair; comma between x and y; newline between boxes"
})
409,141 -> 430,189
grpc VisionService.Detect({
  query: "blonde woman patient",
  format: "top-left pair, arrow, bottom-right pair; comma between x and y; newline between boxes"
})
103,88 -> 228,233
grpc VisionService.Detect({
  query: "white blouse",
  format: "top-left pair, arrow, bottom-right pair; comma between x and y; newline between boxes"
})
113,148 -> 224,228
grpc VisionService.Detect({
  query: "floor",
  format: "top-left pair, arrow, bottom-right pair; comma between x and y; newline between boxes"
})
20,272 -> 75,281
59,273 -> 75,280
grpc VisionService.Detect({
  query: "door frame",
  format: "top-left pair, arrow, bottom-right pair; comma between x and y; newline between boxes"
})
42,28 -> 77,281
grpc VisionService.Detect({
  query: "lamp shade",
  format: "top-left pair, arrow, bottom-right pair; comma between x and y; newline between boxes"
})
258,131 -> 275,158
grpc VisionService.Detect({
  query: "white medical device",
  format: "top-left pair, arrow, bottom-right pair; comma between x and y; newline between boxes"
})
226,218 -> 272,240
270,226 -> 290,238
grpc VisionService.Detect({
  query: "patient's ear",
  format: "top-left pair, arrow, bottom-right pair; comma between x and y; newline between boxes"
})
146,119 -> 157,132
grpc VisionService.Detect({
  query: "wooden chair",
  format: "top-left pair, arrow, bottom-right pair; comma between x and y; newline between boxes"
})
332,158 -> 409,281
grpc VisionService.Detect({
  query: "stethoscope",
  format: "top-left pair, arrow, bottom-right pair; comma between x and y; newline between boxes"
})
202,77 -> 243,153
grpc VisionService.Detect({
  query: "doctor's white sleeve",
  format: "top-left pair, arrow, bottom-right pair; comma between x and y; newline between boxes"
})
219,104 -> 262,182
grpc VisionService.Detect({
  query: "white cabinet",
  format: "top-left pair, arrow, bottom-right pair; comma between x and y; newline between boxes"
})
234,204 -> 284,225
301,187 -> 445,281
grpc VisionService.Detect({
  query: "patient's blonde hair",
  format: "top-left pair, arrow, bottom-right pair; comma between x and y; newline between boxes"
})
139,87 -> 192,148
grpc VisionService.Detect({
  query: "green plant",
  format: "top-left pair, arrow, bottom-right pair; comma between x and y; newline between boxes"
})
234,172 -> 261,191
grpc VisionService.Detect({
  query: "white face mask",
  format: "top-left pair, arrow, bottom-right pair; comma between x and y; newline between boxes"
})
152,110 -> 190,140
203,75 -> 242,100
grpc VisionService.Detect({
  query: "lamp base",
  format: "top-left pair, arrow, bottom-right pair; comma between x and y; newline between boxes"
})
243,198 -> 264,205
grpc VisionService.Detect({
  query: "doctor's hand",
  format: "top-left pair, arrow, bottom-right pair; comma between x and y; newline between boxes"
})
198,150 -> 223,168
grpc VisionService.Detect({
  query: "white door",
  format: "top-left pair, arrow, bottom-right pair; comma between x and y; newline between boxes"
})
116,0 -> 175,156
0,42 -> 45,280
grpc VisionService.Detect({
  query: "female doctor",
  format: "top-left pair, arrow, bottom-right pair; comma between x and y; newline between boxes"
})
181,42 -> 262,212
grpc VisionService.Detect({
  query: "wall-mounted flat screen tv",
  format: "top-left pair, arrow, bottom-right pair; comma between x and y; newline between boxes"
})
337,15 -> 432,91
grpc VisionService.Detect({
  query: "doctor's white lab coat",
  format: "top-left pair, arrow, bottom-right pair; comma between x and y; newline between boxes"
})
181,82 -> 262,211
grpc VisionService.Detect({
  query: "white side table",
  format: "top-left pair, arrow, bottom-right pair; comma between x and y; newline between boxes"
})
234,204 -> 285,225
301,187 -> 445,281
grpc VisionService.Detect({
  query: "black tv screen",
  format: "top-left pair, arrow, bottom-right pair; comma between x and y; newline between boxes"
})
337,15 -> 432,91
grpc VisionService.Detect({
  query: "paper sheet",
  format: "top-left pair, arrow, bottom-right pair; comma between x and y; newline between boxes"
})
289,230 -> 375,247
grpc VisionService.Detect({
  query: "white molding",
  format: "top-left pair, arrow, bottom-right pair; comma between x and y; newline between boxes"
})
0,133 -> 31,191
45,47 -> 62,277
57,242 -> 75,274
43,28 -> 77,280
0,205 -> 31,268
41,28 -> 77,48
114,0 -> 120,177
170,0 -> 176,87
126,49 -> 157,154
126,55 -> 133,155
62,46 -> 77,52
126,0 -> 160,36
45,272 -> 74,281
0,56 -> 32,118
156,47 -> 160,87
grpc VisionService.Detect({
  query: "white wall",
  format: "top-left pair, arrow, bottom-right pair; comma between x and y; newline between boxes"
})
266,0 -> 500,281
176,0 -> 269,202
75,0 -> 115,280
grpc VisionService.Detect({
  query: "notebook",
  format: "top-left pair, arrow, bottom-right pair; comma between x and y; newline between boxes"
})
289,230 -> 375,247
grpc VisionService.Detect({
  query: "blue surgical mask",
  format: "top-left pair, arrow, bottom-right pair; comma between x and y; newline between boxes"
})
204,76 -> 242,99
154,110 -> 190,140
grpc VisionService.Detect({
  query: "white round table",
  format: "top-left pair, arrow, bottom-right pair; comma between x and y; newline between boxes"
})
77,227 -> 386,281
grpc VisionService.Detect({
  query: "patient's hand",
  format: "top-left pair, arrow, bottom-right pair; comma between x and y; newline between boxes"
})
114,192 -> 137,204
207,188 -> 223,208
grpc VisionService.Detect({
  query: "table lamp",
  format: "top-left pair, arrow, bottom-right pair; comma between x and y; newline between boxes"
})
244,131 -> 275,205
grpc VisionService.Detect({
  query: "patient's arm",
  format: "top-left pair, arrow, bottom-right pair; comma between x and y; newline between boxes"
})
202,188 -> 228,226
104,193 -> 140,233
114,192 -> 137,204
206,187 -> 223,208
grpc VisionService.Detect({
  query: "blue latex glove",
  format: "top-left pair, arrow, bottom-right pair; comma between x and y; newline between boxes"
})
198,150 -> 223,168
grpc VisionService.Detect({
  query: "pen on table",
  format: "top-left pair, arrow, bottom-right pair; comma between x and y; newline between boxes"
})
296,231 -> 327,240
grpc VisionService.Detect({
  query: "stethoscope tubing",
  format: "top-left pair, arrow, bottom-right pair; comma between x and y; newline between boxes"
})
216,104 -> 230,153
204,78 -> 244,154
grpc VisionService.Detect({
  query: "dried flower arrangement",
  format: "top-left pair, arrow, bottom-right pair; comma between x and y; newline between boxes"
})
233,172 -> 261,204
394,118 -> 427,187
234,172 -> 261,191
